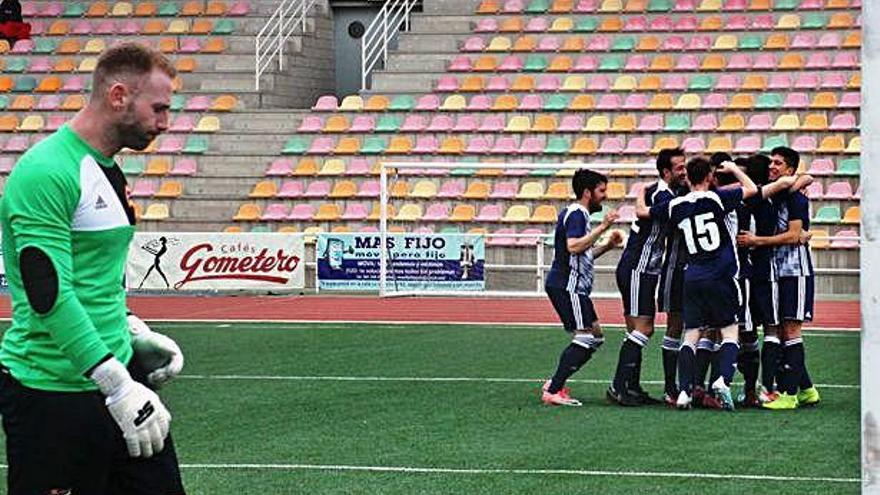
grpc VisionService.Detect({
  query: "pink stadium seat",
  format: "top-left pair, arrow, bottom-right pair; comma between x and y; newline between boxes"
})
790,33 -> 815,50
498,55 -> 523,71
807,159 -> 835,176
691,113 -> 718,131
95,20 -> 117,35
422,203 -> 450,221
170,158 -> 197,176
462,37 -> 486,52
72,20 -> 92,35
752,15 -> 773,30
753,53 -> 777,70
673,16 -> 698,31
487,229 -> 516,246
661,36 -> 686,51
663,75 -> 687,91
597,94 -> 622,110
637,114 -> 663,131
588,35 -> 611,51
131,180 -> 157,198
400,115 -> 427,132
537,75 -> 560,91
537,36 -> 561,51
624,137 -> 651,154
833,52 -> 859,69
623,94 -> 649,110
575,0 -> 598,12
674,0 -> 696,11
518,94 -> 543,110
435,76 -> 458,92
767,73 -> 791,90
343,158 -> 370,176
466,136 -> 493,154
805,53 -> 831,69
715,74 -> 740,90
598,137 -> 624,154
490,182 -> 518,199
733,135 -> 760,154
313,95 -> 338,111
427,115 -> 454,132
157,137 -> 183,153
792,135 -> 817,153
21,2 -> 37,16
830,113 -> 857,131
727,1 -> 747,11
588,75 -> 611,91
831,230 -> 859,250
37,95 -> 61,110
487,75 -> 509,91
179,39 -> 202,53
800,0 -> 822,6
624,16 -> 648,32
703,93 -> 728,109
448,56 -> 471,72
170,115 -> 196,132
476,204 -> 504,222
467,95 -> 492,111
687,35 -> 711,51
573,56 -> 598,71
413,136 -> 439,154
308,137 -> 334,154
804,182 -> 824,199
119,20 -> 140,35
185,96 -> 211,111
492,136 -> 519,154
821,73 -> 847,89
726,54 -> 751,70
303,180 -> 331,198
0,157 -> 15,173
746,113 -> 772,131
783,93 -> 809,109
287,204 -> 314,221
518,136 -> 545,154
475,19 -> 498,33
479,114 -> 505,132
46,115 -> 67,131
649,16 -> 673,31
627,182 -> 648,199
11,39 -> 34,53
793,73 -> 819,89
453,114 -> 479,132
41,3 -> 63,17
818,33 -> 841,49
341,203 -> 369,221
840,92 -> 860,108
261,203 -> 289,221
357,180 -> 380,198
559,114 -> 584,131
617,205 -> 637,223
297,116 -> 323,133
675,54 -> 700,71
437,180 -> 465,198
229,1 -> 252,16
825,182 -> 854,199
415,94 -> 440,111
349,116 -> 376,132
525,17 -> 549,31
625,55 -> 649,71
681,137 -> 705,153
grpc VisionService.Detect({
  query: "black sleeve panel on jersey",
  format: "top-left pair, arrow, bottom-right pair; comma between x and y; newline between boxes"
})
19,246 -> 59,315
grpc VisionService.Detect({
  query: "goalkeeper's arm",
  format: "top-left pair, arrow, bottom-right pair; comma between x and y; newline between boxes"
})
127,311 -> 185,387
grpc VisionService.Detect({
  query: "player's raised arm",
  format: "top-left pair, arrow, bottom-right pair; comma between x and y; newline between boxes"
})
759,174 -> 814,200
717,161 -> 757,199
567,208 -> 617,254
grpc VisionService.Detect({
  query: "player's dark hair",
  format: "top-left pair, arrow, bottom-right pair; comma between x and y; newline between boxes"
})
656,147 -> 685,176
710,152 -> 732,169
715,157 -> 743,187
771,146 -> 800,171
745,154 -> 771,186
572,169 -> 608,201
686,157 -> 713,185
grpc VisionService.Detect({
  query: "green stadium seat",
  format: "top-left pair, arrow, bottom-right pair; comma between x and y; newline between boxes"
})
389,95 -> 415,111
774,0 -> 798,8
837,159 -> 860,176
440,226 -> 462,234
0,95 -> 8,110
183,136 -> 208,154
812,205 -> 842,224
122,156 -> 146,175
375,115 -> 401,133
361,137 -> 386,154
524,55 -> 548,72
282,137 -> 309,154
574,17 -> 598,32
665,114 -> 690,131
212,19 -> 237,35
158,2 -> 179,16
13,76 -> 37,92
544,94 -> 570,111
761,135 -> 788,153
688,74 -> 714,91
611,36 -> 636,52
63,2 -> 87,17
599,55 -> 624,71
451,168 -> 476,176
5,58 -> 26,73
545,137 -> 570,155
250,225 -> 271,233
529,168 -> 557,177
802,13 -> 826,29
526,0 -> 550,13
170,94 -> 185,111
756,93 -> 783,109
739,35 -> 763,51
34,39 -> 57,54
648,0 -> 672,10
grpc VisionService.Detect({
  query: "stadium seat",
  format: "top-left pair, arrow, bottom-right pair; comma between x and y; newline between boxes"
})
841,207 -> 860,225
141,203 -> 169,221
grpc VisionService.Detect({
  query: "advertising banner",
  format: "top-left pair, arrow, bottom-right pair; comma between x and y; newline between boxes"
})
127,233 -> 305,291
317,233 -> 485,291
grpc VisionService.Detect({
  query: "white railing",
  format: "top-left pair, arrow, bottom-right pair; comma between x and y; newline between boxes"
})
361,0 -> 418,90
255,0 -> 319,91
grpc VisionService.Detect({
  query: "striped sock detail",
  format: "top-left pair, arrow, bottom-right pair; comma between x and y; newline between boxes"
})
662,337 -> 680,351
572,333 -> 604,350
764,336 -> 781,345
680,341 -> 697,352
626,331 -> 650,348
697,338 -> 715,352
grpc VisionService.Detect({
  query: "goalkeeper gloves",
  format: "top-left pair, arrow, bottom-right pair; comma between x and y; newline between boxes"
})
90,357 -> 171,458
128,314 -> 184,387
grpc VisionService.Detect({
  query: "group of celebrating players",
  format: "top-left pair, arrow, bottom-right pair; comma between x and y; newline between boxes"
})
542,146 -> 819,412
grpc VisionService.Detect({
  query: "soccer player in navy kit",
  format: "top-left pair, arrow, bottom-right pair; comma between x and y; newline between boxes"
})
737,147 -> 820,410
640,158 -> 758,410
608,148 -> 687,406
542,169 -> 623,407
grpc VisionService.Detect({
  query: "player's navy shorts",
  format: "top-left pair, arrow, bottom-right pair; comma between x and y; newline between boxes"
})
777,275 -> 814,322
546,287 -> 598,332
658,265 -> 684,314
682,276 -> 740,331
737,277 -> 754,333
749,278 -> 780,327
615,265 -> 658,318
0,356 -> 185,495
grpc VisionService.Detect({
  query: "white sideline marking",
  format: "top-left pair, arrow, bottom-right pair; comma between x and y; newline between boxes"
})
177,374 -> 859,389
174,463 -> 858,484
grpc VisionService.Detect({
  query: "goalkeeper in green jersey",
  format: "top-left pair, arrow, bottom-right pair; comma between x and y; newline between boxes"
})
0,43 -> 185,494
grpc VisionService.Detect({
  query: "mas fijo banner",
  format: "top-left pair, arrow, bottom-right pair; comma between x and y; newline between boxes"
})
317,233 -> 485,291
127,233 -> 305,291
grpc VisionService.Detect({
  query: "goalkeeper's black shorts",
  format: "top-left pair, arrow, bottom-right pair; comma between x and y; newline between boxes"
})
0,355 -> 185,495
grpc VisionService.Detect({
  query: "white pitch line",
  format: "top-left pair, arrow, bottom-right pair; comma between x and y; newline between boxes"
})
174,463 -> 858,484
177,374 -> 859,389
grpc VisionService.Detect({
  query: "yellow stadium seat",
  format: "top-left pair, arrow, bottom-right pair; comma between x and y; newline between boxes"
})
612,75 -> 637,91
569,95 -> 595,111
155,181 -> 183,198
233,203 -> 261,221
440,95 -> 466,111
611,114 -> 636,132
533,115 -> 558,132
846,137 -> 861,154
517,181 -> 545,200
600,0 -> 623,11
463,181 -> 490,199
651,137 -> 679,154
674,94 -> 700,110
801,114 -> 828,131
506,116 -> 531,132
339,95 -> 364,111
549,17 -> 574,32
322,115 -> 349,133
76,57 -> 97,73
157,38 -> 178,54
717,114 -> 745,131
585,115 -> 610,132
849,73 -> 861,89
313,204 -> 341,221
81,39 -> 105,55
449,205 -> 476,222
502,205 -> 531,222
293,159 -> 319,176
167,19 -> 189,34
367,203 -> 396,222
487,36 -> 512,51
141,203 -> 169,221
18,115 -> 44,132
62,95 -> 86,111
144,158 -> 171,176
561,75 -> 586,91
606,182 -> 626,200
329,180 -> 357,198
531,205 -> 558,223
394,204 -> 423,222
713,35 -> 738,50
475,168 -> 503,177
698,0 -> 722,10
810,229 -> 830,249
0,40 -> 9,54
410,180 -> 438,199
729,93 -> 755,109
194,116 -> 220,133
210,95 -> 237,112
111,1 -> 134,16
706,136 -> 733,153
318,159 -> 346,176
777,14 -> 801,29
386,136 -> 413,154
772,114 -> 800,131
544,182 -> 570,200
843,31 -> 862,49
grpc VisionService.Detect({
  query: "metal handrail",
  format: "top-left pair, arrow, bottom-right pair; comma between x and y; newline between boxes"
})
360,0 -> 417,90
255,0 -> 320,91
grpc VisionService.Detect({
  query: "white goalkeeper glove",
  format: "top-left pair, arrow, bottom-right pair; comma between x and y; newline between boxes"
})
90,358 -> 171,458
128,314 -> 184,387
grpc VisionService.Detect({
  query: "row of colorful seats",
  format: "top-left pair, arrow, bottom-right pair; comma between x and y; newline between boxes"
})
0,134 -> 209,154
22,1 -> 249,18
461,32 -> 861,53
132,202 -> 171,221
0,92 -> 236,113
435,72 -> 860,93
296,112 -> 858,134
262,156 -> 859,177
16,18 -> 237,37
385,91 -> 860,112
0,113 -> 220,133
129,179 -> 184,198
279,133 -> 861,156
447,51 -> 860,73
470,12 -> 858,33
1,36 -> 227,55
0,55 -> 204,74
477,0 -> 858,14
121,156 -> 198,176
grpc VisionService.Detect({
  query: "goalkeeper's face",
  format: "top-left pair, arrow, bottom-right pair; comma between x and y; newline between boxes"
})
117,70 -> 172,151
